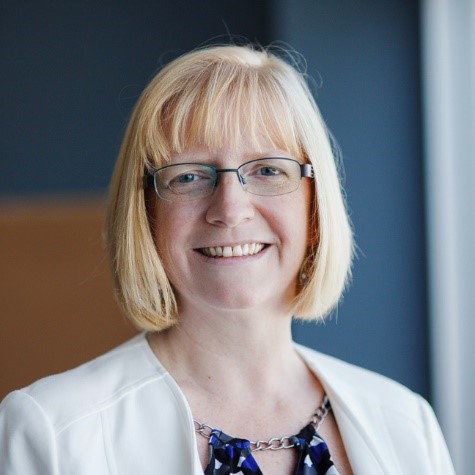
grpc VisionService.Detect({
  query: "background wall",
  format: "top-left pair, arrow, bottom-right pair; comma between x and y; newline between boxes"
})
0,0 -> 269,196
1,0 -> 428,403
272,0 -> 428,398
420,0 -> 475,471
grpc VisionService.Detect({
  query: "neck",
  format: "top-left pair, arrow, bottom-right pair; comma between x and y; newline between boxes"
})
148,304 -> 325,447
148,305 -> 303,402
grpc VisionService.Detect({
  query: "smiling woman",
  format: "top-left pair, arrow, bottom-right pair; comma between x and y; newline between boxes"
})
108,45 -> 353,333
0,44 -> 454,474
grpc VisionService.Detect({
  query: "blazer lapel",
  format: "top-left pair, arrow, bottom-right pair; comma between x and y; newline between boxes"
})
295,345 -> 403,475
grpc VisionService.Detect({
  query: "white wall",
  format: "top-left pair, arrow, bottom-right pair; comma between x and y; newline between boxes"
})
421,0 -> 475,472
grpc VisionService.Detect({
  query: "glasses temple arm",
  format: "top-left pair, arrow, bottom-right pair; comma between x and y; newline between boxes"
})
300,164 -> 314,178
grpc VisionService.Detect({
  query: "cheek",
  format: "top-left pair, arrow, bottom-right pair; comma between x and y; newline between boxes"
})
152,203 -> 199,271
268,188 -> 312,258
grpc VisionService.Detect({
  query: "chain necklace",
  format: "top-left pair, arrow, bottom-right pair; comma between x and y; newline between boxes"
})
193,395 -> 331,452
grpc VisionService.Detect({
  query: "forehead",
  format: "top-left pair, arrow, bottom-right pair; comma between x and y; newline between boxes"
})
168,132 -> 297,166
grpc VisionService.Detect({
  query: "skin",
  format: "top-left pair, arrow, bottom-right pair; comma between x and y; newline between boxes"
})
147,133 -> 353,474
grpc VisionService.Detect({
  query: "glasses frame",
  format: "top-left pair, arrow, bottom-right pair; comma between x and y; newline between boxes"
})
144,157 -> 314,201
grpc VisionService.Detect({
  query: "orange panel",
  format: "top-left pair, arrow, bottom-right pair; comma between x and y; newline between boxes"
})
0,198 -> 137,399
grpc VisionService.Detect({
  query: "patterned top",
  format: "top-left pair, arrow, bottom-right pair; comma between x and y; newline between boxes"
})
203,421 -> 339,475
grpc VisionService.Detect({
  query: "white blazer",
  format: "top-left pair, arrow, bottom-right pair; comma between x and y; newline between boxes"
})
0,333 -> 455,474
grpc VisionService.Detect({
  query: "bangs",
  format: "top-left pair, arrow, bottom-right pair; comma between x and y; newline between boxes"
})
143,56 -> 303,168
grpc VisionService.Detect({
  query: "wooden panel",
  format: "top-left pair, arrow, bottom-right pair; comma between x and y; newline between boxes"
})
0,198 -> 137,399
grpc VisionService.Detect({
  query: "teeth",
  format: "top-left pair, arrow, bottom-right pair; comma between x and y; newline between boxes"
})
233,246 -> 243,257
201,243 -> 265,258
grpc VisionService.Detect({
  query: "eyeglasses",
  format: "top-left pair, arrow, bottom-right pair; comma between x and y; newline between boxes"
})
145,157 -> 314,202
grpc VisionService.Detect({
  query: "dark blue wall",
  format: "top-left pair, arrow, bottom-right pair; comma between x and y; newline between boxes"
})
1,1 -> 429,397
0,1 -> 268,196
272,1 -> 429,397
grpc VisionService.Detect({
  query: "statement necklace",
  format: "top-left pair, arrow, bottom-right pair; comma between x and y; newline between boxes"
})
194,395 -> 331,452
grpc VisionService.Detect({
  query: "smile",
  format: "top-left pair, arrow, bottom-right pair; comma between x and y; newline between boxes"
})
199,243 -> 266,258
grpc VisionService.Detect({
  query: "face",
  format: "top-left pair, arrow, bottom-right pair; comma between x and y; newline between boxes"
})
151,133 -> 312,317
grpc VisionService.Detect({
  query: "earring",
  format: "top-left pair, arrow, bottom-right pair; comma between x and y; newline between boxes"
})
299,254 -> 312,287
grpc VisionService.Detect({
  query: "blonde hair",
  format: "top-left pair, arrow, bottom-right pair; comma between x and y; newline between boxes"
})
106,44 -> 354,331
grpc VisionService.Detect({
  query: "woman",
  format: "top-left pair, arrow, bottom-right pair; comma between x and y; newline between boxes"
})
0,44 -> 454,474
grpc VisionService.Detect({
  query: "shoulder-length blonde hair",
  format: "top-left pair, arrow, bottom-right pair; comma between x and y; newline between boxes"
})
106,44 -> 354,331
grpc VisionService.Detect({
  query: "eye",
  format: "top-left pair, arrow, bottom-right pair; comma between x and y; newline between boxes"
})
167,168 -> 214,187
256,166 -> 282,176
166,167 -> 215,193
240,159 -> 294,184
174,173 -> 202,184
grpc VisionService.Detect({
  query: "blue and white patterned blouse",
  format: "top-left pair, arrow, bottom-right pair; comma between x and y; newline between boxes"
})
203,418 -> 339,475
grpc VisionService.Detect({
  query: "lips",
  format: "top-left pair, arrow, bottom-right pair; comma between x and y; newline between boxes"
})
198,243 -> 266,257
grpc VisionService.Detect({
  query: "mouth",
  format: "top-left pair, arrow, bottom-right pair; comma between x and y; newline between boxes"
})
197,243 -> 267,258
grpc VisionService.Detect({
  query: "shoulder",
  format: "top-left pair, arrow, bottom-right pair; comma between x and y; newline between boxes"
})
1,333 -> 167,432
295,343 -> 423,411
295,344 -> 455,473
0,333 -> 198,473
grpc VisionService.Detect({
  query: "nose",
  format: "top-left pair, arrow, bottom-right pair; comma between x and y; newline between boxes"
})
205,171 -> 255,227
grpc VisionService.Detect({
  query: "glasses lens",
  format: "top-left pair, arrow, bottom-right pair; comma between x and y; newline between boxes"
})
239,158 -> 301,196
154,164 -> 216,201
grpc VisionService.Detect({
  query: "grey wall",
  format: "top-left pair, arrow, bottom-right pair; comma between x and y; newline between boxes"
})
1,1 -> 429,397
